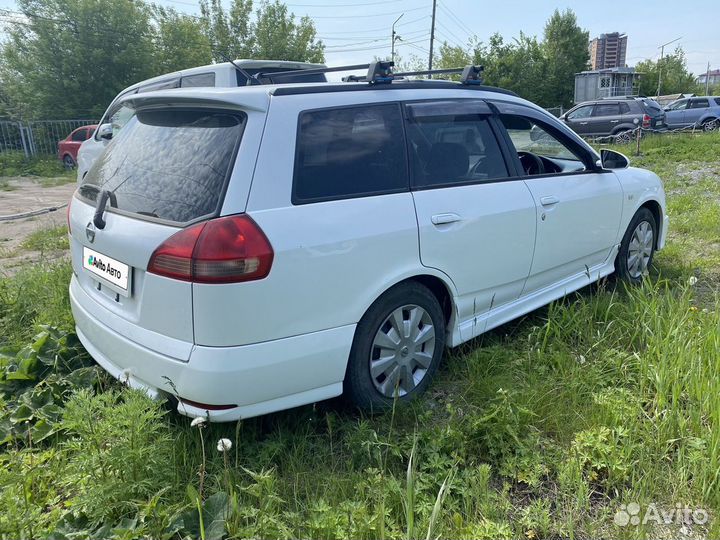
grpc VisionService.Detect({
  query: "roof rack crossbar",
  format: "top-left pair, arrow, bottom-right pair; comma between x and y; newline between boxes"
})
255,61 -> 484,86
393,68 -> 462,77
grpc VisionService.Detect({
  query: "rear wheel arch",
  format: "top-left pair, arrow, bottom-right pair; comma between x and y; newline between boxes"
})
363,274 -> 456,329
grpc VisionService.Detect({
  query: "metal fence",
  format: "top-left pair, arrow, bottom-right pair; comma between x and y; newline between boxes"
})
0,119 -> 98,157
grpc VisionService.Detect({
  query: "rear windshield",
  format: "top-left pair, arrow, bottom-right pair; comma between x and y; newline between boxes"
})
80,109 -> 245,224
641,99 -> 662,112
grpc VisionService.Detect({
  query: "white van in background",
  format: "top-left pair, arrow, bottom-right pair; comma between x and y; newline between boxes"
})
76,59 -> 326,182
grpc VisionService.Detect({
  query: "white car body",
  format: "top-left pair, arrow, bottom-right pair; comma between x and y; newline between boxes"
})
76,59 -> 326,183
68,79 -> 668,421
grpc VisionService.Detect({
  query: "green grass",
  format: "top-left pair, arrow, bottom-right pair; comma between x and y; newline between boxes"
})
20,225 -> 70,254
0,133 -> 718,540
0,150 -> 74,180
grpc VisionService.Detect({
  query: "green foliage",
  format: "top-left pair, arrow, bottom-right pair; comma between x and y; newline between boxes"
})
0,0 -> 324,120
0,327 -> 98,446
434,9 -> 588,107
153,6 -> 213,73
61,388 -> 174,523
1,0 -> 157,119
0,260 -> 74,346
21,225 -> 70,254
0,150 -> 69,177
200,0 -> 324,64
542,9 -> 590,107
636,47 -> 698,96
0,133 -> 719,538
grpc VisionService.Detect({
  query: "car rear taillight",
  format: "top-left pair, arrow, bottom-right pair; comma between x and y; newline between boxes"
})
147,215 -> 273,284
642,114 -> 651,128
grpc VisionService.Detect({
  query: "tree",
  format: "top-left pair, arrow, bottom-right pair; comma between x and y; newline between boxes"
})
0,0 -> 156,119
253,1 -> 324,62
433,9 -> 588,107
153,7 -> 212,73
542,9 -> 589,107
199,0 -> 254,61
635,47 -> 697,96
200,0 -> 324,63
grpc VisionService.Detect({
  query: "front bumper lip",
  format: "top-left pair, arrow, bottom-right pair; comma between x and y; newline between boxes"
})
70,276 -> 355,422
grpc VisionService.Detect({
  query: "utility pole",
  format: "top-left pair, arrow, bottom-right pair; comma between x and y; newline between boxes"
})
656,36 -> 682,97
391,13 -> 404,64
428,0 -> 437,78
705,62 -> 711,95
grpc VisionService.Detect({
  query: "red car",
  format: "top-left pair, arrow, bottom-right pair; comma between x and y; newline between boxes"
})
58,125 -> 97,169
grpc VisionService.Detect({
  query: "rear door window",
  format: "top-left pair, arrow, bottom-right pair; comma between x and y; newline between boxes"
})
690,98 -> 709,109
80,109 -> 245,224
404,100 -> 509,187
71,129 -> 87,142
293,104 -> 407,203
592,103 -> 620,116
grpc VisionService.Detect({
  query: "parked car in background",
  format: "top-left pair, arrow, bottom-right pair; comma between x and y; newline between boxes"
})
68,63 -> 668,421
560,97 -> 666,141
664,96 -> 720,131
58,124 -> 97,168
76,59 -> 327,182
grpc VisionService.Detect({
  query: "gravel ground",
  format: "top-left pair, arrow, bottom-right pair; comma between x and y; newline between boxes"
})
0,176 -> 76,274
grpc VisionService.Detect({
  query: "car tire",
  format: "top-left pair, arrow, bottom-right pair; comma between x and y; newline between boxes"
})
344,281 -> 446,412
63,155 -> 76,170
615,207 -> 657,284
701,118 -> 718,132
614,129 -> 634,144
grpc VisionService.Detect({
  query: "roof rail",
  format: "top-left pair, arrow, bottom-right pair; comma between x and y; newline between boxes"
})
256,61 -> 484,85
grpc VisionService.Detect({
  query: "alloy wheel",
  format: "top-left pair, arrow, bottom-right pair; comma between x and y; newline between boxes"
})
369,304 -> 436,397
627,220 -> 654,279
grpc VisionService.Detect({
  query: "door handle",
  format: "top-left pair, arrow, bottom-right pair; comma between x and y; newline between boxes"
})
431,213 -> 462,225
540,196 -> 560,206
579,121 -> 588,125
610,120 -> 619,123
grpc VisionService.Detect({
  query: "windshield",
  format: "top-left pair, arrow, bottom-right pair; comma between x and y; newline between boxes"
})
80,108 -> 245,223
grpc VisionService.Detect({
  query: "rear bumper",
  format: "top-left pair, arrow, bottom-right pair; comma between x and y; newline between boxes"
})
70,276 -> 354,421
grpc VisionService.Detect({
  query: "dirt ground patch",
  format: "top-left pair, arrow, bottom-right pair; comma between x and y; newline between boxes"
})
0,176 -> 76,274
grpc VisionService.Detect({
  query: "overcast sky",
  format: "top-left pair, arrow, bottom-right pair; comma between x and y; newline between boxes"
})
1,0 -> 717,76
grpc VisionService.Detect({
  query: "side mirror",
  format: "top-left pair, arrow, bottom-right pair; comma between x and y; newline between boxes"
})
98,123 -> 113,141
599,149 -> 629,170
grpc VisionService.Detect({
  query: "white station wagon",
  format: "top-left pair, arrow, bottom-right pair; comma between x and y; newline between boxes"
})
68,63 -> 668,421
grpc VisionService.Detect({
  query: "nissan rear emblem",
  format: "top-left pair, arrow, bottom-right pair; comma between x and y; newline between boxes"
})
86,221 -> 96,243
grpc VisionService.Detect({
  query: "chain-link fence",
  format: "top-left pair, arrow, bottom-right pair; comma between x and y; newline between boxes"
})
0,119 -> 98,157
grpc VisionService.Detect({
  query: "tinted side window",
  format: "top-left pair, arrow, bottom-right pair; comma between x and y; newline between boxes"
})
137,78 -> 180,93
71,129 -> 87,142
567,106 -> 593,120
181,73 -> 216,88
405,104 -> 508,187
293,104 -> 407,203
619,102 -> 631,114
691,99 -> 709,109
592,103 -> 620,116
715,98 -> 720,107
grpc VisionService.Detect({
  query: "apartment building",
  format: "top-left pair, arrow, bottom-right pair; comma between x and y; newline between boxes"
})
589,32 -> 628,70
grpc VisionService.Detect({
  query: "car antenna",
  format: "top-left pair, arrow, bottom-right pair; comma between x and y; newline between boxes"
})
217,52 -> 260,86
